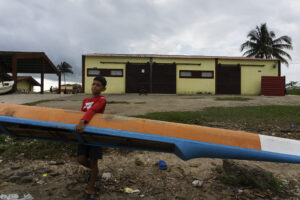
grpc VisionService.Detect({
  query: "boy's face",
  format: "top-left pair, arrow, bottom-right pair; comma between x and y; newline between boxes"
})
91,80 -> 106,95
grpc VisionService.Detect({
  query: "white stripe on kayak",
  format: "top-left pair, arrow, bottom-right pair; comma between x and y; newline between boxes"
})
260,135 -> 300,156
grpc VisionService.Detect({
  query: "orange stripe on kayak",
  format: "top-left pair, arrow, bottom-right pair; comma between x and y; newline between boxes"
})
0,103 -> 261,150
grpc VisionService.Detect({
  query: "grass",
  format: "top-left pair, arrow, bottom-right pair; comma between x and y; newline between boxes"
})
0,137 -> 76,160
184,97 -> 204,99
0,134 -> 5,142
0,134 -> 7,154
107,101 -> 130,104
134,105 -> 300,130
215,97 -> 252,101
216,166 -> 282,193
22,99 -> 65,106
134,102 -> 146,104
287,88 -> 300,95
135,158 -> 146,166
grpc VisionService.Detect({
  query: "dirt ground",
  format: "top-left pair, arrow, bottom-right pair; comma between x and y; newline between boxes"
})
16,93 -> 300,116
1,94 -> 300,199
0,93 -> 72,105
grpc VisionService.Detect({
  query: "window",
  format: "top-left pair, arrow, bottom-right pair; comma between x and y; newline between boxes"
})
179,70 -> 214,78
180,71 -> 192,77
110,69 -> 123,76
201,71 -> 213,78
87,68 -> 100,76
87,68 -> 123,77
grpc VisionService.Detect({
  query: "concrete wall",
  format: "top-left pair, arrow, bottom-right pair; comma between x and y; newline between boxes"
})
150,57 -> 215,94
218,59 -> 278,95
84,55 -> 279,95
176,59 -> 215,94
17,80 -> 32,92
85,56 -> 149,94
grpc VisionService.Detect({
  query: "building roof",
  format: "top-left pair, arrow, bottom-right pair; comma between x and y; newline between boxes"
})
0,51 -> 60,74
61,84 -> 73,86
4,74 -> 41,86
83,53 -> 279,61
17,76 -> 41,86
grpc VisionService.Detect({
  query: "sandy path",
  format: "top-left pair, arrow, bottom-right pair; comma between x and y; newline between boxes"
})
28,93 -> 300,116
0,93 -> 72,105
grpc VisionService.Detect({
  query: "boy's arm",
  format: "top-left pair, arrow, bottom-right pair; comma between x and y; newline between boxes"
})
75,98 -> 106,133
81,98 -> 106,123
75,119 -> 85,133
75,100 -> 87,133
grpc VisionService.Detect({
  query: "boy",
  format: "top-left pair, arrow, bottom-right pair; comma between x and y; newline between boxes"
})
75,76 -> 107,199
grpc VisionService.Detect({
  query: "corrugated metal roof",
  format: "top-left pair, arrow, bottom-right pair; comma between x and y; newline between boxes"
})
83,53 -> 279,61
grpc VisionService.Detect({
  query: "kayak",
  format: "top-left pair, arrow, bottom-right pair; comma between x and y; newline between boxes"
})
0,103 -> 300,163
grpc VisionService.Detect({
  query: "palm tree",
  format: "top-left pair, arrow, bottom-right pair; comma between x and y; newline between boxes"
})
286,81 -> 298,88
57,62 -> 74,85
241,23 -> 293,65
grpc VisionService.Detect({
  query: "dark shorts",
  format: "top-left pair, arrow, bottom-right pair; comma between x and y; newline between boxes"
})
77,144 -> 103,160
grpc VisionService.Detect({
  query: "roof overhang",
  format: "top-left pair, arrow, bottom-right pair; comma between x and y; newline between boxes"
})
83,53 -> 280,61
0,51 -> 60,74
17,76 -> 41,86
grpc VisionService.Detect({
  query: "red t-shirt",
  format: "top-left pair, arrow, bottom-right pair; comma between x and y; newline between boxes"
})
81,95 -> 106,123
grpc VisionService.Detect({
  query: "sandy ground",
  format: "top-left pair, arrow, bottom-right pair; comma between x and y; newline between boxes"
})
0,93 -> 72,105
1,93 -> 299,116
1,93 -> 300,199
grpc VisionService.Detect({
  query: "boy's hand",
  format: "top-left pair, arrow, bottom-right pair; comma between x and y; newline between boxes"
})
75,120 -> 85,133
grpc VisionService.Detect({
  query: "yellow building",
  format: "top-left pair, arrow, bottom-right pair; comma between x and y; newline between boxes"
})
16,76 -> 40,92
3,74 -> 40,93
61,84 -> 74,94
82,54 -> 280,95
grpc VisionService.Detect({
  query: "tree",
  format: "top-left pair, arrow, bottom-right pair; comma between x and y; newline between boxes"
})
241,23 -> 293,65
286,81 -> 298,88
57,62 -> 74,85
72,83 -> 82,93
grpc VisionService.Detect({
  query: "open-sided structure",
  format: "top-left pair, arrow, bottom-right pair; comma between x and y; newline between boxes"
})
0,51 -> 61,94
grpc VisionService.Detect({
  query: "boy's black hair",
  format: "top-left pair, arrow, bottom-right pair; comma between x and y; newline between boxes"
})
94,76 -> 107,87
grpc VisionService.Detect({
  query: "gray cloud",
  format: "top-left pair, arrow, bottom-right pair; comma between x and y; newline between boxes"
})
0,0 -> 299,83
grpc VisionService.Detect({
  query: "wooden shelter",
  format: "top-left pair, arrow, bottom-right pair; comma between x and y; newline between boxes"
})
0,51 -> 61,94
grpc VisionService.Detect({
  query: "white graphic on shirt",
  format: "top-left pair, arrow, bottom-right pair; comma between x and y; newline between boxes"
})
83,102 -> 94,110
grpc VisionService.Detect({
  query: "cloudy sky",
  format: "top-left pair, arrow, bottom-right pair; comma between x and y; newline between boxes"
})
1,0 -> 300,89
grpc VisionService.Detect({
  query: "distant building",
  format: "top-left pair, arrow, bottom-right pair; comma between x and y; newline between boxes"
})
82,53 -> 281,95
61,84 -> 73,94
4,74 -> 40,92
17,76 -> 40,92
